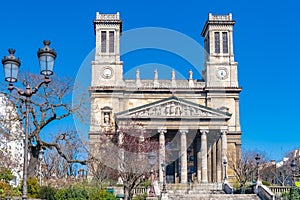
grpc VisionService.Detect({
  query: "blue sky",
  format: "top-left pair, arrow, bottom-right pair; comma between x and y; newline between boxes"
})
0,0 -> 299,161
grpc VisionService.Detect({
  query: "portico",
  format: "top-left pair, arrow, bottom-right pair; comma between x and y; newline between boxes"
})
115,96 -> 231,183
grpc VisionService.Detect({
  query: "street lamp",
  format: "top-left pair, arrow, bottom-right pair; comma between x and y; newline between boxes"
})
255,154 -> 260,184
223,159 -> 228,181
147,151 -> 157,197
161,162 -> 167,193
290,159 -> 297,186
2,40 -> 56,200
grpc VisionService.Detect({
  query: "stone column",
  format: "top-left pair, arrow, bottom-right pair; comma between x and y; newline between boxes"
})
196,136 -> 202,183
207,145 -> 212,182
158,128 -> 167,183
180,129 -> 188,183
221,129 -> 228,160
217,139 -> 222,182
221,129 -> 228,180
200,129 -> 208,183
212,143 -> 217,182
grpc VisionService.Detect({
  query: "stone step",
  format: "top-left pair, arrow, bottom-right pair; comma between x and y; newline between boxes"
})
166,183 -> 223,191
167,194 -> 260,200
168,189 -> 225,195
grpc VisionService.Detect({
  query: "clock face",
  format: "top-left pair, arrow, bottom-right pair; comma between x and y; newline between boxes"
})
216,68 -> 228,80
102,67 -> 113,79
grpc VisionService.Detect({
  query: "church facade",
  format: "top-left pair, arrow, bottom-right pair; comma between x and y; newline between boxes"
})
89,12 -> 242,184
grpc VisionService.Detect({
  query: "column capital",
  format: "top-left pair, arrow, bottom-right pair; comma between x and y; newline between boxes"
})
180,129 -> 188,134
220,129 -> 228,135
200,129 -> 209,135
158,128 -> 167,134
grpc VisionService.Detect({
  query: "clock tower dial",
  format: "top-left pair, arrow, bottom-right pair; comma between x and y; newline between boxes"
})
216,67 -> 228,80
102,67 -> 113,79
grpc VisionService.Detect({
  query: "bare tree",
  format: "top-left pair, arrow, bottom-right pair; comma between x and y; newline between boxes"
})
43,130 -> 87,180
228,150 -> 267,189
92,122 -> 159,200
1,72 -> 89,177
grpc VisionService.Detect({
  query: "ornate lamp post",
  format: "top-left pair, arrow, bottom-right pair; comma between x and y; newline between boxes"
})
147,151 -> 157,197
290,159 -> 297,186
223,159 -> 228,181
2,40 -> 56,200
255,154 -> 261,184
161,162 -> 167,193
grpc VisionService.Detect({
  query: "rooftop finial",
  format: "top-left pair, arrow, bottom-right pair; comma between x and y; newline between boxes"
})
154,69 -> 159,87
188,69 -> 194,88
171,69 -> 176,88
136,69 -> 142,87
189,69 -> 193,80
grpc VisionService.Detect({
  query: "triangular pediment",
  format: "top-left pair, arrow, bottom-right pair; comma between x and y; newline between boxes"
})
115,96 -> 231,120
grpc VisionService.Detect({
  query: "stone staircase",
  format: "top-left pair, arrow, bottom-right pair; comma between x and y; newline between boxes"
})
166,184 -> 260,200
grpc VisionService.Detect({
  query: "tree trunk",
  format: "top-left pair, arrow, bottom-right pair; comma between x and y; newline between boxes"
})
28,145 -> 40,177
124,185 -> 129,200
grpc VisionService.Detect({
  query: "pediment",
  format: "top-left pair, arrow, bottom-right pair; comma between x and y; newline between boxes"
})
116,96 -> 231,120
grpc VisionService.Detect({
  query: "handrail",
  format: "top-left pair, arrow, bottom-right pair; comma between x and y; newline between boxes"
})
257,184 -> 275,200
222,181 -> 233,194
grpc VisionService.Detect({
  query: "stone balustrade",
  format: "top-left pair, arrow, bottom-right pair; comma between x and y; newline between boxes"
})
269,186 -> 291,195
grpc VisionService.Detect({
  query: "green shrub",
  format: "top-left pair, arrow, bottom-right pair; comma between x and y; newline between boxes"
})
10,186 -> 22,197
289,187 -> 300,200
0,181 -> 10,198
54,186 -> 88,200
139,179 -> 150,187
0,167 -> 13,183
87,186 -> 116,200
27,177 -> 40,198
281,191 -> 289,200
262,180 -> 271,186
132,193 -> 147,200
39,186 -> 56,200
98,190 -> 117,200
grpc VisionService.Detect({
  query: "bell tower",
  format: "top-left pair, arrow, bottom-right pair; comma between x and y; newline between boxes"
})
92,12 -> 123,86
201,13 -> 238,88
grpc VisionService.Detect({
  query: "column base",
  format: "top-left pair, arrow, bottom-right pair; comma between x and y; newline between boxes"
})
161,193 -> 169,200
181,180 -> 187,184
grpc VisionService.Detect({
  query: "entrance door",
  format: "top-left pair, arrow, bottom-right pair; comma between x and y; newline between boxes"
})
166,162 -> 175,183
